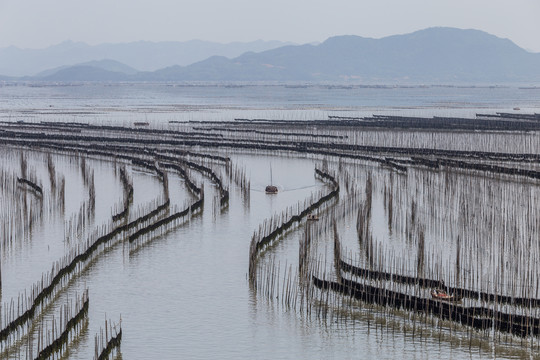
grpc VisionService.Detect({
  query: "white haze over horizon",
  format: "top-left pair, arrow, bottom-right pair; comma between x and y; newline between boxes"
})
1,0 -> 539,53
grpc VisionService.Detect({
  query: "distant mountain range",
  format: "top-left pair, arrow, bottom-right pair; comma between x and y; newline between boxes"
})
2,28 -> 540,83
0,39 -> 294,77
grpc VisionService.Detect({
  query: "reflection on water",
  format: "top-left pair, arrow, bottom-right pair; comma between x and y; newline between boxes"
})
1,84 -> 540,359
2,83 -> 540,124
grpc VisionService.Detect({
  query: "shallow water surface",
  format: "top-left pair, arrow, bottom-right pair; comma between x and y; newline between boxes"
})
1,84 -> 540,359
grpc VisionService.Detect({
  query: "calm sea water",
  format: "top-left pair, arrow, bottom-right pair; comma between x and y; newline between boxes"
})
1,82 -> 540,124
1,83 -> 540,359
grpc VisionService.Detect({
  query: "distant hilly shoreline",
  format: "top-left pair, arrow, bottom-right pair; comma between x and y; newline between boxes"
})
2,28 -> 540,84
0,39 -> 295,77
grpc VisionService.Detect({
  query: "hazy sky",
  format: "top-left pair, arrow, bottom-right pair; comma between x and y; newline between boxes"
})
1,0 -> 539,52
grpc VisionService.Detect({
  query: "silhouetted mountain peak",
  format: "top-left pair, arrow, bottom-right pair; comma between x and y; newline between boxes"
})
4,28 -> 540,83
0,39 -> 294,76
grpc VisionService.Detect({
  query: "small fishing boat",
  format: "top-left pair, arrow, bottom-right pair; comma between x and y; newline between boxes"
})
265,164 -> 278,194
430,288 -> 460,302
307,213 -> 319,221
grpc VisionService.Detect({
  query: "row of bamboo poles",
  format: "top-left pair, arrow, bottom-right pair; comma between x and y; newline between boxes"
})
249,147 -> 540,352
249,166 -> 340,287
0,133 -> 237,357
94,318 -> 122,360
33,289 -> 89,360
3,115 -> 540,356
